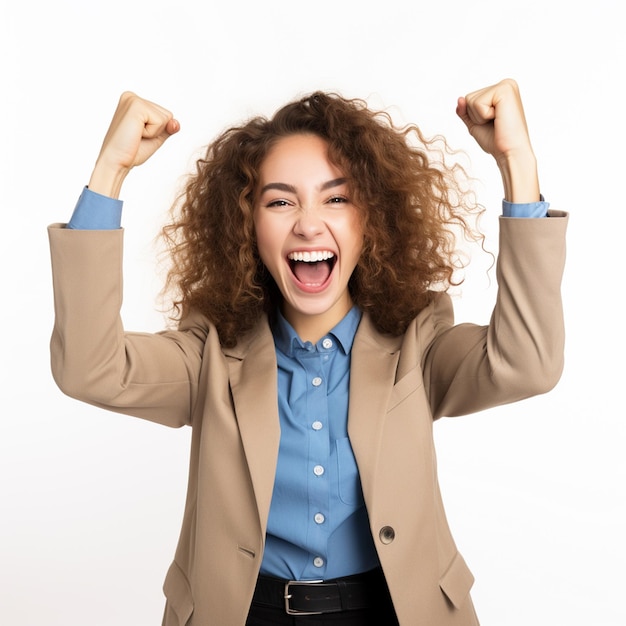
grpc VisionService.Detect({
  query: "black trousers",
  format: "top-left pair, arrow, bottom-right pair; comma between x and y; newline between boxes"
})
246,568 -> 400,626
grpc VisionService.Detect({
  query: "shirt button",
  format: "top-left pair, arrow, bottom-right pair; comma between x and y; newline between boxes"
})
312,421 -> 323,431
322,338 -> 333,349
313,465 -> 325,476
313,557 -> 324,568
312,377 -> 323,387
314,513 -> 325,524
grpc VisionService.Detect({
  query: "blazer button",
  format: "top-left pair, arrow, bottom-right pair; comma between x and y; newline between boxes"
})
379,526 -> 395,544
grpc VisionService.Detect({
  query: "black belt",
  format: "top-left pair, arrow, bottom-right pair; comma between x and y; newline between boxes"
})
252,567 -> 385,615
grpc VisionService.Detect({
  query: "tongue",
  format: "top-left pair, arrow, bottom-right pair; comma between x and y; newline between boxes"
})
293,261 -> 331,286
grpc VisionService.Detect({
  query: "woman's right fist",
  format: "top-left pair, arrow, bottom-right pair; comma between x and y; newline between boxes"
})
88,92 -> 179,198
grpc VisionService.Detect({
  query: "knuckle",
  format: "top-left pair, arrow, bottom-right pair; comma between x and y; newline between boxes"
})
119,90 -> 136,103
501,77 -> 519,92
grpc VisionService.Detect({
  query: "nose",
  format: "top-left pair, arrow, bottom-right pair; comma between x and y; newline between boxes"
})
293,207 -> 325,239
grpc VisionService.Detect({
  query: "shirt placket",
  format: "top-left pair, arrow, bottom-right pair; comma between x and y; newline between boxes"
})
297,342 -> 332,578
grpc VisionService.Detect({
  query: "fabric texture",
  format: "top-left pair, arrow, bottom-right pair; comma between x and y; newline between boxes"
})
48,209 -> 567,626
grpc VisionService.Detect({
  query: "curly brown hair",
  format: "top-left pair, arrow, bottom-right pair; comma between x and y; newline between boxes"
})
162,92 -> 483,347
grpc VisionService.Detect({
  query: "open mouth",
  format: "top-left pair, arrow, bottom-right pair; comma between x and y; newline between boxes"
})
287,250 -> 336,287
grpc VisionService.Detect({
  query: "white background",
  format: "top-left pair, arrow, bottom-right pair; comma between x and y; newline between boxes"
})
2,1 -> 625,624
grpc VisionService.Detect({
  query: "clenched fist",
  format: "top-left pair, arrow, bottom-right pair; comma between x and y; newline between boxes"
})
88,92 -> 180,199
457,79 -> 540,203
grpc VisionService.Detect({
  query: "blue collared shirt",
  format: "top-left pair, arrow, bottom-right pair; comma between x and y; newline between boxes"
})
67,187 -> 123,229
262,307 -> 380,579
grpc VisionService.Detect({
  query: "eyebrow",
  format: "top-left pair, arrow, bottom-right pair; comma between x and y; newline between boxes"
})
259,177 -> 348,195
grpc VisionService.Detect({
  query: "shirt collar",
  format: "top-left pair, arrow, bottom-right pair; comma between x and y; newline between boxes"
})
272,306 -> 362,358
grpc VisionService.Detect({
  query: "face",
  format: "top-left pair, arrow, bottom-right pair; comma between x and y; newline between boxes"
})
254,133 -> 363,341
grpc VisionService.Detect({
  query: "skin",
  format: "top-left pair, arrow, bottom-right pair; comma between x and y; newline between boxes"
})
87,91 -> 180,199
85,79 -> 541,340
254,134 -> 363,342
456,78 -> 540,203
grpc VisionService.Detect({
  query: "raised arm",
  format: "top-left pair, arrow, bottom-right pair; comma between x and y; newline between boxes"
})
87,91 -> 180,199
421,80 -> 567,418
49,94 -> 209,428
456,78 -> 540,203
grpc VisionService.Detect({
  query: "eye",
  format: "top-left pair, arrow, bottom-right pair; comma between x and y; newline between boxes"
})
266,199 -> 292,208
326,195 -> 349,204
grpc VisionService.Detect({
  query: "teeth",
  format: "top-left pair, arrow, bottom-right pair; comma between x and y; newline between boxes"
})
288,251 -> 335,262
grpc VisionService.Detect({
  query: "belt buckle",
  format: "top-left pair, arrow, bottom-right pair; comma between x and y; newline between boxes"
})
284,579 -> 324,615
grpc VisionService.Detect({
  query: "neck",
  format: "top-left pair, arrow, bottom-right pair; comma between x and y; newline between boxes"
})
282,298 -> 353,343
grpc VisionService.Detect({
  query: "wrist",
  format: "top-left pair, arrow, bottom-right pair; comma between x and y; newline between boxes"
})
497,151 -> 540,203
87,160 -> 131,199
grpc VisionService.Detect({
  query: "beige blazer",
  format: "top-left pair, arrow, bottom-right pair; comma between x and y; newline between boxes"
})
48,211 -> 567,626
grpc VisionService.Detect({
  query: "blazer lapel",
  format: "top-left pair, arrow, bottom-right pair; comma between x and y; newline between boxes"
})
347,314 -> 402,497
224,317 -> 281,531
222,313 -> 404,528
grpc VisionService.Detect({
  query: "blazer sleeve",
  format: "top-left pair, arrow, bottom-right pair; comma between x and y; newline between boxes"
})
420,210 -> 568,419
48,224 -> 210,428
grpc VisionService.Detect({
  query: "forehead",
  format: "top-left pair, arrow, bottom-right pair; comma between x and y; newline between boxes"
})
259,134 -> 344,182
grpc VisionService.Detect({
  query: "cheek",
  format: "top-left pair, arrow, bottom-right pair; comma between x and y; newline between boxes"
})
348,216 -> 365,261
253,213 -> 266,253
253,217 -> 277,267
349,242 -> 364,270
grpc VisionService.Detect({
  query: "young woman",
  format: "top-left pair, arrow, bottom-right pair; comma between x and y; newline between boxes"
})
49,79 -> 567,625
